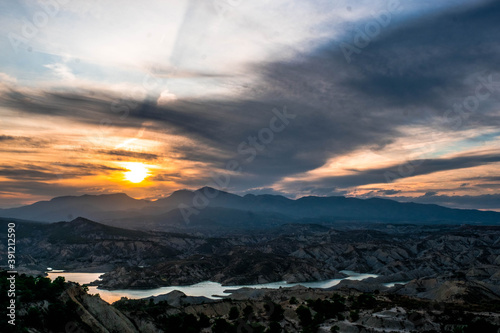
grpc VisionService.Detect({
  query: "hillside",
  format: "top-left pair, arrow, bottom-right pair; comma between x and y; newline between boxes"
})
2,271 -> 500,333
3,217 -> 500,292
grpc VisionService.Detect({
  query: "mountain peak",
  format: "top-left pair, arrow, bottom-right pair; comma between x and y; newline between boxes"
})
50,193 -> 133,202
168,187 -> 235,199
69,216 -> 96,224
169,189 -> 195,197
195,186 -> 234,196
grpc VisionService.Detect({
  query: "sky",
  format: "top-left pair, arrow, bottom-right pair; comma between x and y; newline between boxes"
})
0,0 -> 499,211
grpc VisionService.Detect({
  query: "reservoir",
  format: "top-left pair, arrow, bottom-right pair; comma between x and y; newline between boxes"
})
47,270 -> 392,304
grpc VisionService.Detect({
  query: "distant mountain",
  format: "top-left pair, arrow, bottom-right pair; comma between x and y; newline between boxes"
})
149,187 -> 500,226
0,193 -> 150,222
0,187 -> 499,227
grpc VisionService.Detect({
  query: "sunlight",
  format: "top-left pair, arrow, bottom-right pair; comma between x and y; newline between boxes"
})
123,163 -> 150,183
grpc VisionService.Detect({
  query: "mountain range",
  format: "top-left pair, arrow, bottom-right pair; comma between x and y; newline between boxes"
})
0,187 -> 498,230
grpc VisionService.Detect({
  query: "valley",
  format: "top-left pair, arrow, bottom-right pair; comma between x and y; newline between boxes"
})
2,215 -> 499,297
1,189 -> 499,332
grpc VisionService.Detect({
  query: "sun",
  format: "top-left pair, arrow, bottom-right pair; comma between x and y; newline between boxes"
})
124,163 -> 149,183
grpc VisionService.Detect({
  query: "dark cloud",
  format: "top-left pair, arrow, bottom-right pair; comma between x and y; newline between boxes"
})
423,191 -> 437,197
99,150 -> 161,161
462,176 -> 500,182
239,187 -> 293,198
0,135 -> 51,148
54,163 -> 126,172
281,151 -> 500,191
0,180 -> 90,201
149,173 -> 182,182
377,189 -> 401,195
0,135 -> 15,141
0,163 -> 125,181
0,169 -> 63,181
473,183 -> 500,189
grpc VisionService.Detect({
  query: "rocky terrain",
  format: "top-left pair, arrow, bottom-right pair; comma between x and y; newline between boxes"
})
94,222 -> 500,291
2,215 -> 500,332
2,217 -> 500,295
3,271 -> 500,333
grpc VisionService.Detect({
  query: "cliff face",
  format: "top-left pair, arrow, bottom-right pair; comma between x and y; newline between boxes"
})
61,284 -> 140,333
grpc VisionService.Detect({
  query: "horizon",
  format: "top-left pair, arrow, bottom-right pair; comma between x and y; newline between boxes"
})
2,186 -> 500,213
1,0 -> 500,212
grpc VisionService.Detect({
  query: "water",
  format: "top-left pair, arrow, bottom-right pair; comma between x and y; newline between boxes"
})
46,270 -> 386,304
382,281 -> 411,288
46,271 -> 104,285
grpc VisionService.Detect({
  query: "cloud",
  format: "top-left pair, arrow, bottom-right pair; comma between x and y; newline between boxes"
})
377,189 -> 401,195
148,66 -> 232,79
0,165 -> 63,181
239,187 -> 292,197
390,193 -> 500,211
0,135 -> 15,141
0,1 -> 499,210
157,90 -> 177,105
278,151 -> 500,192
99,149 -> 161,161
0,136 -> 51,148
44,63 -> 76,81
149,173 -> 182,182
0,73 -> 16,85
0,163 -> 126,181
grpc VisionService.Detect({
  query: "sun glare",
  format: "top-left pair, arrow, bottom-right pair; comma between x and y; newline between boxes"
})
124,163 -> 149,183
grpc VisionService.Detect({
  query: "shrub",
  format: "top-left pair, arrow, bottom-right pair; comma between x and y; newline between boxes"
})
229,306 -> 240,320
212,318 -> 236,333
243,305 -> 254,318
350,310 -> 359,322
198,313 -> 210,328
268,321 -> 282,333
296,305 -> 313,326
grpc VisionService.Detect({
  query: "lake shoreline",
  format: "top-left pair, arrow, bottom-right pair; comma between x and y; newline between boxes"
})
46,269 -> 404,304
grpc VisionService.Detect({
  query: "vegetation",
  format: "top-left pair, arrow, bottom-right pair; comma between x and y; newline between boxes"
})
229,306 -> 240,320
268,321 -> 282,333
243,304 -> 254,318
0,271 -> 89,333
265,301 -> 285,321
212,318 -> 236,333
